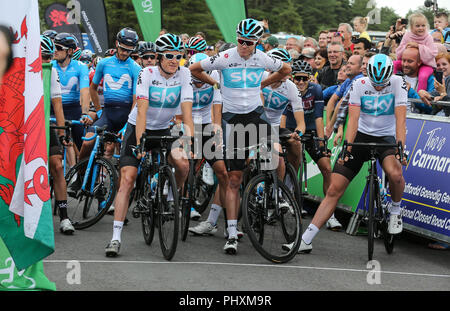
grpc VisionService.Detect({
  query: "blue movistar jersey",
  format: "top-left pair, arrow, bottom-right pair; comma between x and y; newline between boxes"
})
92,55 -> 141,108
51,59 -> 90,105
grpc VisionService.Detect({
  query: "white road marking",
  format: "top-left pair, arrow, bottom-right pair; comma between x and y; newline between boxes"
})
43,260 -> 450,279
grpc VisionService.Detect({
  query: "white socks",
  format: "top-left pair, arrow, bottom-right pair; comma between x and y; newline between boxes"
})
389,200 -> 401,215
302,223 -> 319,245
112,221 -> 124,242
227,220 -> 238,239
207,204 -> 222,226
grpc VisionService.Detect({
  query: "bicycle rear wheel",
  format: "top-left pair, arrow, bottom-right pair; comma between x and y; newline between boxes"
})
193,161 -> 215,214
158,166 -> 180,260
284,162 -> 302,213
242,174 -> 302,263
367,173 -> 376,261
181,160 -> 194,242
65,157 -> 118,229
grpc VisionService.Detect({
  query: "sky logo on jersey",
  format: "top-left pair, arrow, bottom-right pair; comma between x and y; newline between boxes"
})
193,87 -> 213,108
103,74 -> 133,91
149,86 -> 181,109
222,68 -> 265,89
361,94 -> 395,116
262,89 -> 289,110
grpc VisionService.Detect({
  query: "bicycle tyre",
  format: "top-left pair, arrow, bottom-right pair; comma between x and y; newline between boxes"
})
367,173 -> 375,261
181,160 -> 194,242
65,157 -> 118,229
382,205 -> 395,254
242,174 -> 302,264
158,165 -> 180,261
284,163 -> 302,213
140,170 -> 156,246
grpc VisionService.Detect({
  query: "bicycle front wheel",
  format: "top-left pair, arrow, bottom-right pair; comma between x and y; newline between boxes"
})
157,166 -> 180,260
242,174 -> 302,264
181,160 -> 194,242
65,157 -> 118,229
367,173 -> 376,261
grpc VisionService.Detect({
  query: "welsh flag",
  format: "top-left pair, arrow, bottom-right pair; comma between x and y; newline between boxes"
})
0,0 -> 55,283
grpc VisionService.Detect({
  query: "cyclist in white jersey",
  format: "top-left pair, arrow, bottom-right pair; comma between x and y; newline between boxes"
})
105,33 -> 194,257
283,54 -> 408,254
190,18 -> 292,254
262,48 -> 305,181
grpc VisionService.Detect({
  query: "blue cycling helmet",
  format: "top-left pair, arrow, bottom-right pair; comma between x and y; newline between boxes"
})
41,35 -> 55,55
72,47 -> 82,60
367,54 -> 393,87
54,32 -> 78,50
267,48 -> 292,63
186,36 -> 207,52
117,28 -> 139,47
236,18 -> 264,40
155,33 -> 184,52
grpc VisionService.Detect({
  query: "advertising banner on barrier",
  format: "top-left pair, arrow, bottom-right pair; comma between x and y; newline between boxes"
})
399,117 -> 450,242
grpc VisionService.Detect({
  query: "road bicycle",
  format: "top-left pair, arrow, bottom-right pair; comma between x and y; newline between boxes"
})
64,125 -> 119,229
340,140 -> 403,261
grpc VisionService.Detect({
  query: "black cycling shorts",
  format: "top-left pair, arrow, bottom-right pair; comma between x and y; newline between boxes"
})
222,106 -> 274,172
49,128 -> 63,157
87,106 -> 130,134
333,131 -> 397,181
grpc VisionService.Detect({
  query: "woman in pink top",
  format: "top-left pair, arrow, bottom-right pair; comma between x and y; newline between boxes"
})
394,13 -> 438,91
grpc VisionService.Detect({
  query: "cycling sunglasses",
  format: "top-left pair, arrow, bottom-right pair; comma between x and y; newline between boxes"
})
160,53 -> 183,61
55,44 -> 69,51
118,43 -> 135,53
130,55 -> 140,60
237,38 -> 257,46
293,75 -> 309,82
142,54 -> 156,60
187,50 -> 198,56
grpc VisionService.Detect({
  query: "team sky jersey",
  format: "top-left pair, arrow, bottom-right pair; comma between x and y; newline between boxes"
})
261,71 -> 303,126
191,70 -> 222,124
200,47 -> 283,114
92,55 -> 141,107
283,82 -> 324,131
51,59 -> 89,105
348,75 -> 407,137
51,67 -> 62,99
129,66 -> 193,130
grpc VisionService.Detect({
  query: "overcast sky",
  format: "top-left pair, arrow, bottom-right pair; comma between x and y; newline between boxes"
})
375,0 -> 450,17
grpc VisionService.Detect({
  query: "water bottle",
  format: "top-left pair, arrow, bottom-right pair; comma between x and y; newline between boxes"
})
150,173 -> 158,198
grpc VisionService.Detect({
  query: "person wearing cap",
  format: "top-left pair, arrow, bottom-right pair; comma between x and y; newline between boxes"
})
263,35 -> 279,52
